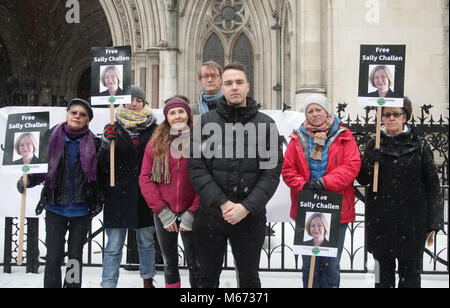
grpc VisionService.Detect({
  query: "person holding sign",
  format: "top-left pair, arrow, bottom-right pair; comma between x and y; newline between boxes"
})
13,132 -> 42,165
16,99 -> 102,288
98,86 -> 158,288
99,65 -> 124,97
367,65 -> 395,98
357,97 -> 444,288
282,94 -> 361,288
140,96 -> 200,288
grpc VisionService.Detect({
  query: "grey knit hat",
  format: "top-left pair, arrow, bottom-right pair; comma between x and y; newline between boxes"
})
67,98 -> 93,121
303,94 -> 330,114
128,85 -> 147,104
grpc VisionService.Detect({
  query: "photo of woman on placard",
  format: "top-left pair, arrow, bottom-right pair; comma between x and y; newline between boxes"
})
303,212 -> 330,247
99,65 -> 124,96
367,65 -> 395,98
13,132 -> 42,165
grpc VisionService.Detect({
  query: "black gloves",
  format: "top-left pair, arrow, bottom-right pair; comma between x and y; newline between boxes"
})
303,179 -> 326,192
366,148 -> 384,166
90,201 -> 104,219
17,176 -> 34,194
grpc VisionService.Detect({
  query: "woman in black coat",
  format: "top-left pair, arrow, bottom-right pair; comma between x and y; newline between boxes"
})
98,86 -> 158,288
357,97 -> 444,288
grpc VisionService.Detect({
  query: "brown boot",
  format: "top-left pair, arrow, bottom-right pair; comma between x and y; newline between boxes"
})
143,278 -> 156,288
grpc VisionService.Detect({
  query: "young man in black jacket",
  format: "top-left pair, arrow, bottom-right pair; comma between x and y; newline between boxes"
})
188,63 -> 283,288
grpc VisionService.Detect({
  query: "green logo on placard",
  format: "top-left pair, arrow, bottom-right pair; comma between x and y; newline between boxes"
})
108,96 -> 116,104
312,247 -> 320,256
377,98 -> 386,106
22,165 -> 30,174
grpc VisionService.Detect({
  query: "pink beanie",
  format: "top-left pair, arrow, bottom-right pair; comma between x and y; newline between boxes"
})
163,97 -> 192,118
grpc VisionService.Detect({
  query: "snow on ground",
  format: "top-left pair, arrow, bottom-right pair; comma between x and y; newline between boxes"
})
0,266 -> 448,288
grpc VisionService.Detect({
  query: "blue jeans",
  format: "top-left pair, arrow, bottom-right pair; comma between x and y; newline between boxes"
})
101,227 -> 156,288
302,223 -> 348,288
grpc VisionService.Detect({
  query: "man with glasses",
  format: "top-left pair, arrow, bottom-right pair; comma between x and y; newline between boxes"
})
195,61 -> 223,115
188,63 -> 283,288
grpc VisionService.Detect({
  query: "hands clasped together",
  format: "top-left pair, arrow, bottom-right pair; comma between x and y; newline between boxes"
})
220,201 -> 250,226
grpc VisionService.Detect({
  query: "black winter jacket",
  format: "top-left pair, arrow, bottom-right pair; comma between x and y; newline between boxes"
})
188,97 -> 283,233
98,122 -> 156,229
357,126 -> 444,259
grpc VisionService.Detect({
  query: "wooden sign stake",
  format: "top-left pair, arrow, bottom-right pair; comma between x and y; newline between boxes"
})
109,100 -> 115,187
17,173 -> 28,265
373,105 -> 383,192
308,255 -> 317,288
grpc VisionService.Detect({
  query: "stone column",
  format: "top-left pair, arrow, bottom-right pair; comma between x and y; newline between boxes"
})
150,51 -> 160,110
159,0 -> 178,108
295,0 -> 326,111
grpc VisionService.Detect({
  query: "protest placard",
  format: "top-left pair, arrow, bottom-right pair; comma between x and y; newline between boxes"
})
293,190 -> 342,258
358,45 -> 406,108
91,46 -> 132,106
293,190 -> 343,288
358,45 -> 406,191
91,45 -> 132,186
2,112 -> 49,175
1,111 -> 49,264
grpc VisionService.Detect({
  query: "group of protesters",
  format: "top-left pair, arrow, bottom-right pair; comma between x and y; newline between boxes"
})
16,61 -> 443,289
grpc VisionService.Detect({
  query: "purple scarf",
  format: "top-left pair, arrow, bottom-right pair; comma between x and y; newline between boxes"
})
45,123 -> 97,188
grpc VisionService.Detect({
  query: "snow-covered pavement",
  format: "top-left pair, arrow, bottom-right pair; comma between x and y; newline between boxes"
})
0,266 -> 448,288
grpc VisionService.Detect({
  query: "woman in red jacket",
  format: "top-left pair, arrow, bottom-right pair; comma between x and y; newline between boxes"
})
282,94 -> 360,288
140,96 -> 199,288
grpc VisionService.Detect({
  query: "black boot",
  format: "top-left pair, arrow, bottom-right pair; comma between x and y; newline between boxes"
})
143,278 -> 156,288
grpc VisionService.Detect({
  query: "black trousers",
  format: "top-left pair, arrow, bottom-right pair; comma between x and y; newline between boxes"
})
154,214 -> 199,287
375,257 -> 422,288
44,211 -> 91,288
194,216 -> 266,288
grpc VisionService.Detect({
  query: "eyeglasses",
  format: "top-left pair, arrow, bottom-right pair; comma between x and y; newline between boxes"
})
200,74 -> 220,80
69,110 -> 88,118
383,112 -> 405,119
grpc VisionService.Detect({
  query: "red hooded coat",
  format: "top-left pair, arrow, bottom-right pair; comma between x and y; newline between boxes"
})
282,125 -> 360,223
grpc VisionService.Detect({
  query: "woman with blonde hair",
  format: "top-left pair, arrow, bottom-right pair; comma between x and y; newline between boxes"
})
304,213 -> 330,247
368,65 -> 395,98
100,65 -> 124,96
13,132 -> 41,165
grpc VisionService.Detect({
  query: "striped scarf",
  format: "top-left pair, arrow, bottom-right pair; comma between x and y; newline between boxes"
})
150,150 -> 171,184
115,105 -> 153,129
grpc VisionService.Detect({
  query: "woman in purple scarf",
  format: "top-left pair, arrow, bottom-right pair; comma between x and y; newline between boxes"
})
17,99 -> 102,288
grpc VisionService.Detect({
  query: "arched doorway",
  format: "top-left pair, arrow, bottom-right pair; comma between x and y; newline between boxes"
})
0,0 -> 112,105
77,68 -> 92,101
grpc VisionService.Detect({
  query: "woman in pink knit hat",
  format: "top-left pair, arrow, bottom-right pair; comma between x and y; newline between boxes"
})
139,96 -> 199,288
